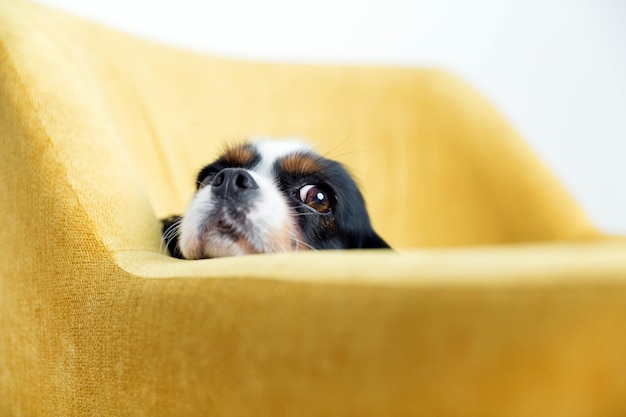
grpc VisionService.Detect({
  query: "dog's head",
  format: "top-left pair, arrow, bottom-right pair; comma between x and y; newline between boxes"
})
163,139 -> 389,259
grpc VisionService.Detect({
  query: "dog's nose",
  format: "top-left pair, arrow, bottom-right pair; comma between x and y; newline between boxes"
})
211,168 -> 259,199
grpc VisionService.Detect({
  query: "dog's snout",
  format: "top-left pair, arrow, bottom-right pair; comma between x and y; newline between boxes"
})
211,168 -> 258,199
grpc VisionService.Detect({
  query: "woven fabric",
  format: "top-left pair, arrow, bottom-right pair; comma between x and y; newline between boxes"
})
1,1 -> 625,416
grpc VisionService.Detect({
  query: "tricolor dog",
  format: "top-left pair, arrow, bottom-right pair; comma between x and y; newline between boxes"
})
162,139 -> 389,259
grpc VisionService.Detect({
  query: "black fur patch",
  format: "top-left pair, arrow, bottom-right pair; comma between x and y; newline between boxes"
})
274,153 -> 390,250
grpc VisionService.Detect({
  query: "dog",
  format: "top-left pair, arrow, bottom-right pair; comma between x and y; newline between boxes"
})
162,139 -> 389,259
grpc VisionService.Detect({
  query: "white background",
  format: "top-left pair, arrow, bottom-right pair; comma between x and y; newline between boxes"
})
36,0 -> 626,234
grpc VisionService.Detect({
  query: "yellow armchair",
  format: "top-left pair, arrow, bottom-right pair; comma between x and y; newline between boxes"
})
2,1 -> 625,416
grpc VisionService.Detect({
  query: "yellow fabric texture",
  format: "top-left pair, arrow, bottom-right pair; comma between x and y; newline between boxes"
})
1,1 -> 625,416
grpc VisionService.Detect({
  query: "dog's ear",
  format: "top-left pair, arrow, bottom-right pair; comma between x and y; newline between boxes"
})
161,215 -> 185,259
359,229 -> 391,249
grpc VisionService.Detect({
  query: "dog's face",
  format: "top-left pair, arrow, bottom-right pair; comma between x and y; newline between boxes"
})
163,140 -> 389,259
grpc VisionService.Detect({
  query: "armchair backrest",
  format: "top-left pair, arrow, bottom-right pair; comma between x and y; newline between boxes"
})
0,0 -> 598,251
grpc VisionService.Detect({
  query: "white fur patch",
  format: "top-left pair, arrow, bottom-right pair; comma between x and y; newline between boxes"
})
179,186 -> 215,259
252,139 -> 312,178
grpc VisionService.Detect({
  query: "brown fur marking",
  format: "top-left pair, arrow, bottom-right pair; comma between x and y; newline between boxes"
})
221,143 -> 258,167
279,154 -> 323,176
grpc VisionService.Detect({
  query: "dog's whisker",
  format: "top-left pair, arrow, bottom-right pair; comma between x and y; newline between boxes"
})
324,149 -> 368,160
290,232 -> 316,251
160,217 -> 183,255
321,133 -> 351,160
292,212 -> 322,217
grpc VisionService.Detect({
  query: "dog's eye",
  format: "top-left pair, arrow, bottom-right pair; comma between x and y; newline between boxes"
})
299,185 -> 331,213
198,173 -> 217,189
